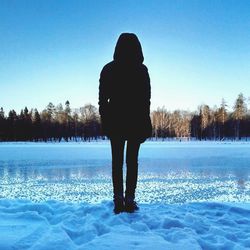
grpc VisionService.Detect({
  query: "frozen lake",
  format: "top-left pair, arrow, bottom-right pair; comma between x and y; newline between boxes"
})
0,140 -> 250,204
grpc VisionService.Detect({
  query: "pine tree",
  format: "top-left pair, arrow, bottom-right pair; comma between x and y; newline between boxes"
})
46,102 -> 56,122
0,107 -> 5,140
217,98 -> 228,139
55,103 -> 64,124
0,107 -> 4,118
64,101 -> 72,141
65,100 -> 71,117
200,105 -> 211,139
7,110 -> 18,140
233,93 -> 247,140
33,108 -> 41,141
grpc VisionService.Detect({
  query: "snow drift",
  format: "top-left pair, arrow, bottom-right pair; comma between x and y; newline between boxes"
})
0,199 -> 250,250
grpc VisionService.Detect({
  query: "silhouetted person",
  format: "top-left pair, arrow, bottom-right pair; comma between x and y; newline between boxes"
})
99,33 -> 152,214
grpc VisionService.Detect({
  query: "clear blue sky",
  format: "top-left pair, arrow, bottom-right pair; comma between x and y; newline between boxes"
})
1,0 -> 250,113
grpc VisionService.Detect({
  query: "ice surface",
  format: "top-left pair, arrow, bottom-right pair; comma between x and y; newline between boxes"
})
0,141 -> 250,203
0,199 -> 250,250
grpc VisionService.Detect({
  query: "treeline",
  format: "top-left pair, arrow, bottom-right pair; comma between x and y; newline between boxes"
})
152,93 -> 250,140
0,93 -> 250,142
0,101 -> 100,142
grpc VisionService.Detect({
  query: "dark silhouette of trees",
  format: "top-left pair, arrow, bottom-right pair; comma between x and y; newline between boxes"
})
32,108 -> 42,141
232,93 -> 247,140
0,107 -> 6,139
0,102 -> 100,142
0,93 -> 250,142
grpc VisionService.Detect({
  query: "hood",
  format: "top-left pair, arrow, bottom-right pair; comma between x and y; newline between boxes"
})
113,33 -> 144,64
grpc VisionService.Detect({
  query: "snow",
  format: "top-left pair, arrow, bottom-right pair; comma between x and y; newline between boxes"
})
1,141 -> 250,249
0,199 -> 250,249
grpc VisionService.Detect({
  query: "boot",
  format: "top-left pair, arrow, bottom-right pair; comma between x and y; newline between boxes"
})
124,196 -> 139,213
113,195 -> 124,214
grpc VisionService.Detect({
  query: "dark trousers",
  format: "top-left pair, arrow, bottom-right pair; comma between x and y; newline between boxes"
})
110,137 -> 141,200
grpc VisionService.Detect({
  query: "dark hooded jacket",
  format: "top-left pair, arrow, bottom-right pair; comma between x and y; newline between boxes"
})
98,33 -> 152,142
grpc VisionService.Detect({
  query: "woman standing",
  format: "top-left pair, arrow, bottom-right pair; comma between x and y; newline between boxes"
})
99,33 -> 152,214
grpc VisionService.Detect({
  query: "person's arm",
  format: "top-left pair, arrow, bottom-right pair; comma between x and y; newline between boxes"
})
143,66 -> 151,116
98,66 -> 110,118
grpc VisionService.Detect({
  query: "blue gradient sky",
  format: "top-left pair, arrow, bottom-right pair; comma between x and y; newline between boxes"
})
1,0 -> 250,113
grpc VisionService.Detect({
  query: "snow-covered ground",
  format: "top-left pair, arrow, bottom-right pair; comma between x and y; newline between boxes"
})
1,141 -> 250,249
1,199 -> 250,249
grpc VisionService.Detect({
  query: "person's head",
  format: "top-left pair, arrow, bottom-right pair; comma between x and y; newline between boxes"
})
113,33 -> 144,64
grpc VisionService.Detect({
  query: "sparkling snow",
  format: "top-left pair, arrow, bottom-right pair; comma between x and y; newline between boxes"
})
0,141 -> 250,203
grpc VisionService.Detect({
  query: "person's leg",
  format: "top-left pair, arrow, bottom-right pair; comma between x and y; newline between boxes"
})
125,139 -> 141,204
110,137 -> 126,213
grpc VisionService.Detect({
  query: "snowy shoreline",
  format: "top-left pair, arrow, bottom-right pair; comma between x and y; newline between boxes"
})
1,139 -> 250,145
1,199 -> 250,250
